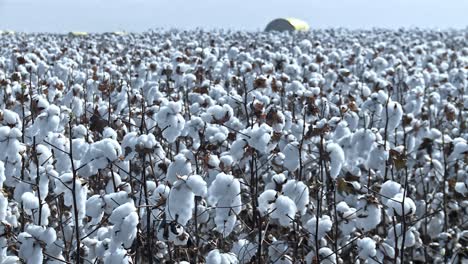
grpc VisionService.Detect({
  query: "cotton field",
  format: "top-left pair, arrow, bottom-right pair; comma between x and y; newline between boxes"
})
0,28 -> 467,264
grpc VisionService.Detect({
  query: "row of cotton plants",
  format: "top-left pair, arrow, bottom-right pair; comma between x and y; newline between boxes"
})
0,28 -> 466,263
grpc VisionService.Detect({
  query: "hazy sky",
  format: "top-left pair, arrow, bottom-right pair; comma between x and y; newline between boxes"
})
0,0 -> 467,32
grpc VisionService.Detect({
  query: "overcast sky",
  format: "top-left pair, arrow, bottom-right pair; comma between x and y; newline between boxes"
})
0,0 -> 467,33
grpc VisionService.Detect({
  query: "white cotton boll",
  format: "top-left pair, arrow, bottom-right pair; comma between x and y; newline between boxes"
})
72,138 -> 89,160
230,139 -> 247,162
86,195 -> 105,224
379,180 -> 402,204
385,193 -> 416,217
166,153 -> 192,184
102,127 -> 117,140
357,237 -> 377,259
186,175 -> 207,197
306,247 -> 336,264
352,128 -> 376,157
156,101 -> 185,143
381,101 -> 403,133
206,249 -> 238,264
110,203 -> 138,248
0,161 -> 5,188
366,144 -> 388,171
268,240 -> 289,263
386,224 -> 417,248
282,180 -> 309,215
356,196 -> 381,232
282,142 -> 300,172
2,109 -> 21,129
245,124 -> 272,154
326,143 -> 345,179
258,190 -> 278,216
448,140 -> 468,162
22,192 -> 39,212
305,215 -> 333,240
208,173 -> 242,236
166,180 -> 194,226
104,248 -> 129,264
232,239 -> 256,264
109,202 -> 136,225
336,201 -> 356,235
271,195 -> 297,226
454,182 -> 467,196
0,192 -> 7,221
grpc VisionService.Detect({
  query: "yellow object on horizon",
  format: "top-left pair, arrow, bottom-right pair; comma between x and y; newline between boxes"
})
285,18 -> 310,31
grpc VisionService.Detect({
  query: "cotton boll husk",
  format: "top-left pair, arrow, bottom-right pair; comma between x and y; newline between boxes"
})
271,195 -> 297,227
282,180 -> 309,215
327,142 -> 345,179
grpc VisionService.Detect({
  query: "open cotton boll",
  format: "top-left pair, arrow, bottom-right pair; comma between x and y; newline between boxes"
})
21,192 -> 39,213
166,153 -> 192,184
326,142 -> 345,179
282,180 -> 309,215
232,239 -> 256,264
185,175 -> 207,197
230,139 -> 247,162
156,101 -> 185,143
454,182 -> 467,196
17,233 -> 43,264
282,142 -> 300,173
305,215 -> 333,240
381,101 -> 403,133
357,237 -> 377,259
166,180 -> 195,226
205,249 -> 238,264
0,161 -> 5,188
306,247 -> 336,264
336,201 -> 357,235
1,109 -> 22,129
109,202 -> 138,248
351,129 -> 376,158
356,196 -> 382,232
386,224 -> 417,248
103,247 -> 130,264
208,173 -> 242,236
385,193 -> 416,217
379,180 -> 402,204
271,195 -> 297,227
258,190 -> 278,216
245,124 -> 272,154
